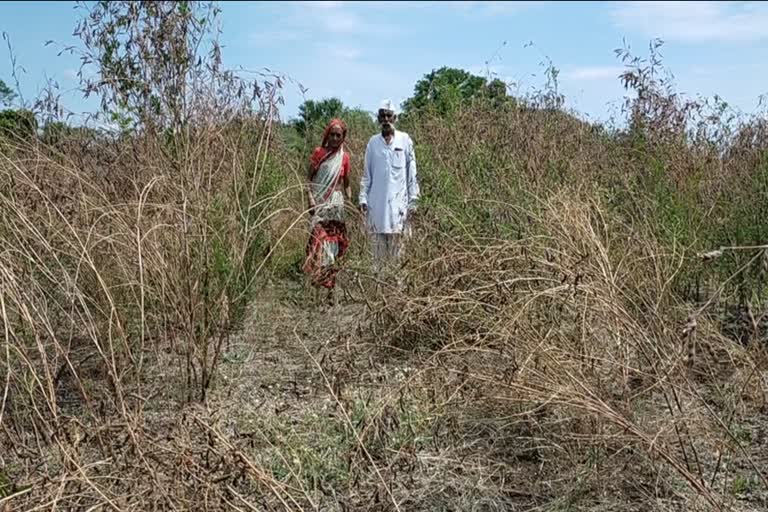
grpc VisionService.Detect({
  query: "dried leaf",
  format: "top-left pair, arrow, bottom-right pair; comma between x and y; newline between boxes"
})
762,249 -> 768,273
682,315 -> 697,338
698,249 -> 723,262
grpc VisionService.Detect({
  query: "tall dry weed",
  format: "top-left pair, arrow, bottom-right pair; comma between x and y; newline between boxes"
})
364,182 -> 766,509
0,3 -> 307,509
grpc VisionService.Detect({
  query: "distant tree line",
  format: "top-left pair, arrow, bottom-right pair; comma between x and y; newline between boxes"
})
1,65 -> 528,146
0,78 -> 37,141
291,66 -> 516,138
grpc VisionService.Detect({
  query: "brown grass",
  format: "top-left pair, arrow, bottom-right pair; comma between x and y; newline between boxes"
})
365,188 -> 767,510
1,15 -> 768,511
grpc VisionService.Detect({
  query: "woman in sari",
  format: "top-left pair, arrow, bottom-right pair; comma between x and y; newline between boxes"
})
302,118 -> 352,304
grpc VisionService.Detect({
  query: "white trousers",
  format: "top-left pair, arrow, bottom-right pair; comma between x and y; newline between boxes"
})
370,225 -> 411,275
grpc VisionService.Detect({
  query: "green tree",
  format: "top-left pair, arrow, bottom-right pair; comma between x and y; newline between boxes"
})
73,1 -> 225,136
343,107 -> 376,132
40,120 -> 77,146
401,67 -> 510,117
0,79 -> 16,107
294,98 -> 345,137
0,109 -> 37,141
290,98 -> 377,156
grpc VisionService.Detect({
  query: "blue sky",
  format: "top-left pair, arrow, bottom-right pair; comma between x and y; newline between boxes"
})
2,1 -> 768,125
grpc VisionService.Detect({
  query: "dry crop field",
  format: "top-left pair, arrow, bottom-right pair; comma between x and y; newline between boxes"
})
1,2 -> 767,511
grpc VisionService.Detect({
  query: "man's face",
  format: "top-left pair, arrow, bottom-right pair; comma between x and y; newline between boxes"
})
378,109 -> 396,135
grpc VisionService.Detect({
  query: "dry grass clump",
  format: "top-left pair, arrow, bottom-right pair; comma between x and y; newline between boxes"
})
367,189 -> 767,510
0,110 -> 301,510
0,3 -> 312,507
2,9 -> 768,508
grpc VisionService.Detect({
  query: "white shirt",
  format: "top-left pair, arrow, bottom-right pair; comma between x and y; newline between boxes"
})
359,130 -> 420,234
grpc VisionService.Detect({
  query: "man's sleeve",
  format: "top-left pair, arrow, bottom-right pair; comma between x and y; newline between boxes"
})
359,141 -> 372,206
406,135 -> 420,209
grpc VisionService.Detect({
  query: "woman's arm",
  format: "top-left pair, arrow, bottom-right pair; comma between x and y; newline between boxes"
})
343,174 -> 352,201
306,161 -> 316,214
342,154 -> 352,201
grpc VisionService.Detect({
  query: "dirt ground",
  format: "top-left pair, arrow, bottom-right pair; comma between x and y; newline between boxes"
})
158,270 -> 768,512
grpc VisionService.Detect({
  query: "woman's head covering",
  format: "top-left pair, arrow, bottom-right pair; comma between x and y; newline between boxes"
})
320,118 -> 347,149
311,118 -> 348,171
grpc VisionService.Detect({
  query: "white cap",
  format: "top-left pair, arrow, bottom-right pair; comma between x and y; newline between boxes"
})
378,99 -> 398,113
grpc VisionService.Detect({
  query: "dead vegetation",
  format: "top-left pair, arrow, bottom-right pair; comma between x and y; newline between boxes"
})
0,4 -> 767,511
367,190 -> 768,510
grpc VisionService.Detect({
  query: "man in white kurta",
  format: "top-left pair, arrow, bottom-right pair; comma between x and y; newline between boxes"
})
359,100 -> 420,274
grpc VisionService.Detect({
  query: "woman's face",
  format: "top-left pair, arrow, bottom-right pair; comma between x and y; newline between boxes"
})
327,125 -> 344,149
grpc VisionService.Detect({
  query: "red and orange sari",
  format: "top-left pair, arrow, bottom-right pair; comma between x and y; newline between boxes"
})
302,119 -> 351,289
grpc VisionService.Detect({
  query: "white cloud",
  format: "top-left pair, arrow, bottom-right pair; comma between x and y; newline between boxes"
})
447,1 -> 542,15
249,29 -> 303,46
250,1 -> 392,46
564,66 -> 625,81
300,0 -> 345,8
322,44 -> 363,60
483,1 -> 543,15
63,69 -> 78,81
611,1 -> 768,43
320,10 -> 370,34
297,0 -> 394,35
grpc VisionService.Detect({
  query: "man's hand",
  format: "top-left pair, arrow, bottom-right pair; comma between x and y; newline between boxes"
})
406,203 -> 419,225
